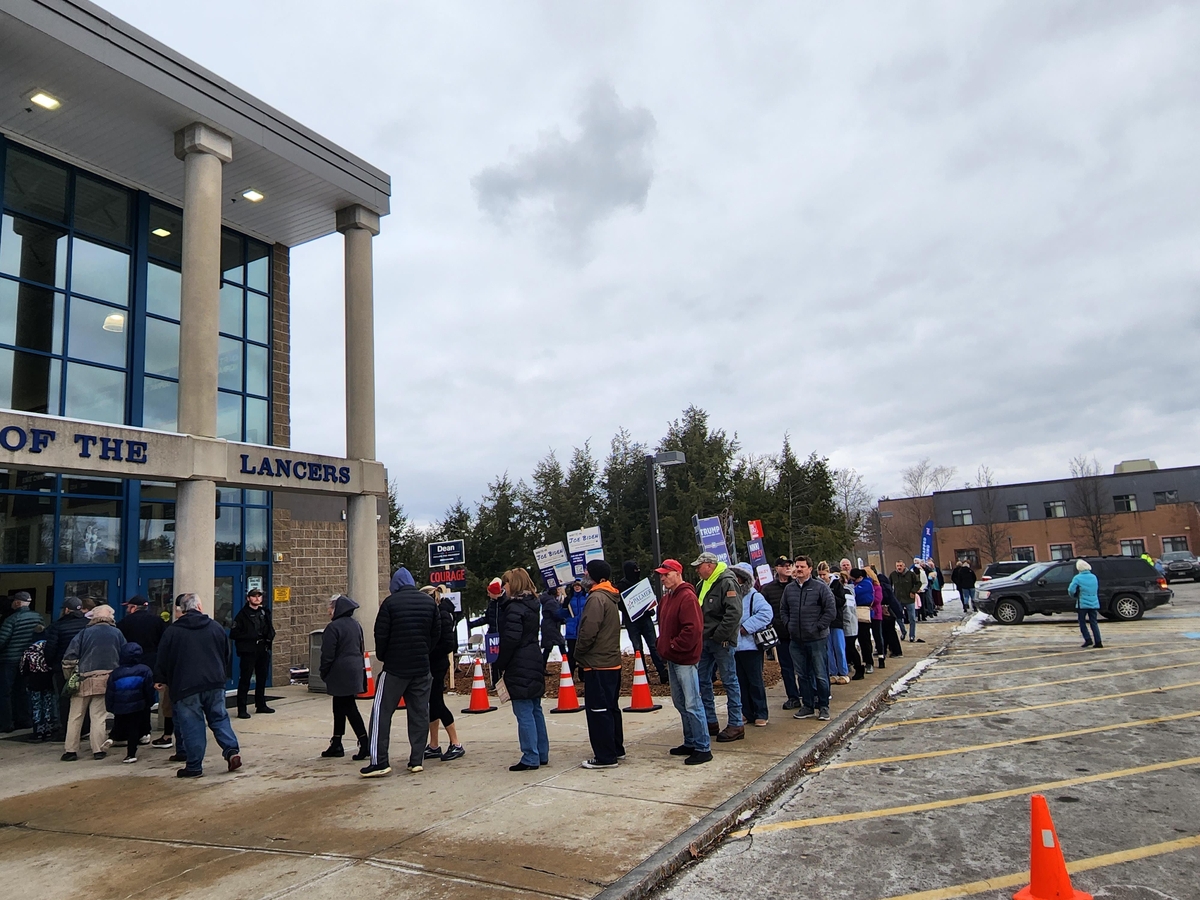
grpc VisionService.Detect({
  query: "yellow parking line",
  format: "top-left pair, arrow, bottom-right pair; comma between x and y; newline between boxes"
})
875,833 -> 1200,900
897,661 -> 1200,703
926,646 -> 1200,681
869,679 -> 1200,730
731,755 -> 1200,838
817,711 -> 1200,771
935,639 -> 1164,670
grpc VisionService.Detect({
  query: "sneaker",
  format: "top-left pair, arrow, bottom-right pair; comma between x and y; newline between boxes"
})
441,744 -> 465,761
818,708 -> 831,721
176,768 -> 203,778
1093,642 -> 1104,649
139,735 -> 151,745
865,664 -> 874,674
753,719 -> 768,727
100,738 -> 113,752
168,752 -> 187,763
123,755 -> 137,764
851,671 -> 865,681
255,706 -> 275,714
509,762 -> 538,771
878,658 -> 886,669
60,751 -> 78,762
407,764 -> 423,773
237,711 -> 252,720
359,763 -> 391,778
782,698 -> 802,710
1081,641 -> 1093,648
669,744 -> 696,756
151,736 -> 173,749
93,751 -> 107,760
227,754 -> 242,773
684,750 -> 713,765
423,745 -> 443,760
793,707 -> 817,720
581,758 -> 618,769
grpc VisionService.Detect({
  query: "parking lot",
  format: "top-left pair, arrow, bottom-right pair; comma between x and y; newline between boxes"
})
658,581 -> 1200,900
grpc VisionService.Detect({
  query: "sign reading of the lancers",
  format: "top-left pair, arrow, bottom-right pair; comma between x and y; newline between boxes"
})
428,540 -> 466,569
695,515 -> 730,564
534,542 -> 570,589
620,578 -> 657,622
567,526 -> 604,578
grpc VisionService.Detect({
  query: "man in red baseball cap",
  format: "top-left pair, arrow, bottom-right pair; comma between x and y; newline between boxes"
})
654,560 -> 710,765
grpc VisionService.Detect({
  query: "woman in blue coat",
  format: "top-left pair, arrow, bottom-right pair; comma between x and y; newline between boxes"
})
562,580 -> 588,675
1068,560 -> 1102,648
732,564 -> 775,727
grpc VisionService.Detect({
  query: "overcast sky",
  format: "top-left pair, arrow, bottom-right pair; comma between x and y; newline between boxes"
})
106,1 -> 1200,521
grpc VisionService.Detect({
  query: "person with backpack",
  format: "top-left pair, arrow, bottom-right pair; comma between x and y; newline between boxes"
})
423,586 -> 465,763
319,594 -> 370,761
105,643 -> 156,763
19,637 -> 57,742
0,592 -> 44,733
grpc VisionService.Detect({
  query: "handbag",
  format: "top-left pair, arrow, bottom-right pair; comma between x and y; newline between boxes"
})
855,605 -> 872,623
63,670 -> 81,697
752,626 -> 778,650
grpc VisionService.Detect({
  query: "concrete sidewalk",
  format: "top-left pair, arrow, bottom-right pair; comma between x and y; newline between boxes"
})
0,618 -> 960,900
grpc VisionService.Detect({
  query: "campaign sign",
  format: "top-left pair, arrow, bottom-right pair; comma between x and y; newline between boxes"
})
553,561 -> 575,587
534,542 -> 569,589
567,526 -> 604,577
621,578 -> 657,621
485,633 -> 500,664
748,520 -> 764,541
430,567 -> 467,591
746,537 -> 768,587
428,539 -> 466,569
444,591 -> 462,612
695,515 -> 730,564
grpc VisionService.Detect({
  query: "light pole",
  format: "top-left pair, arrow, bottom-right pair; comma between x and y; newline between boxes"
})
646,450 -> 686,568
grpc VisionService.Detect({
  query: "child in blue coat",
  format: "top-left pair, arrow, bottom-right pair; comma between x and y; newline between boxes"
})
105,642 -> 156,763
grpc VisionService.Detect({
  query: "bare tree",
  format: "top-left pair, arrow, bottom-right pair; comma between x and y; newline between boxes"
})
901,458 -> 957,497
832,468 -> 873,541
969,465 -> 1011,564
884,459 -> 958,560
1067,455 -> 1118,556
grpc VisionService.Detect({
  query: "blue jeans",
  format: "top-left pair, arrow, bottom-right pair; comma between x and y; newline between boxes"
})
1077,609 -> 1102,646
826,630 -> 848,677
667,662 -> 709,752
174,689 -> 240,773
904,603 -> 918,640
960,587 -> 975,608
698,639 -> 743,728
511,698 -> 549,766
790,638 -> 830,712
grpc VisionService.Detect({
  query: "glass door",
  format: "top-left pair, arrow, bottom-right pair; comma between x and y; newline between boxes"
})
137,565 -> 175,625
58,567 -> 121,619
215,565 -> 244,691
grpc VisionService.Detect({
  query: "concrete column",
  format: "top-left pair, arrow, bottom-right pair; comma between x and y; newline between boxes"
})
336,205 -> 381,648
173,123 -> 232,599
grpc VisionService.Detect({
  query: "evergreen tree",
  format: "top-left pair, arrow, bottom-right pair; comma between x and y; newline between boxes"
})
472,473 -> 530,586
598,428 -> 651,573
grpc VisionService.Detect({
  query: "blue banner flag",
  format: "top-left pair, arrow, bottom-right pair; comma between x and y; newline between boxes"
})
920,520 -> 934,562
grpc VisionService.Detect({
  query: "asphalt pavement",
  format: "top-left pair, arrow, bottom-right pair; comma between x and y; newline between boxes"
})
656,581 -> 1200,900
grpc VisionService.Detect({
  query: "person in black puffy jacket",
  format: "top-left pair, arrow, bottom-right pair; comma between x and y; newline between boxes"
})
424,587 -> 465,763
495,568 -> 548,772
105,642 -> 155,763
360,568 -> 439,778
319,594 -> 368,761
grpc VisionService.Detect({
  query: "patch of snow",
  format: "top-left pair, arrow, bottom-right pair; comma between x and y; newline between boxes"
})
887,657 -> 940,697
954,612 -> 992,635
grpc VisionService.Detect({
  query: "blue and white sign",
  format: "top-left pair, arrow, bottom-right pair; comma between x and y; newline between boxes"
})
534,542 -> 570,589
428,539 -> 466,569
567,526 -> 604,578
620,578 -> 657,621
920,520 -> 934,562
695,515 -> 730,564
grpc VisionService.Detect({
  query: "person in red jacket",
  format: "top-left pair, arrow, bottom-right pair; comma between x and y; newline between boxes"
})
655,560 -> 711,765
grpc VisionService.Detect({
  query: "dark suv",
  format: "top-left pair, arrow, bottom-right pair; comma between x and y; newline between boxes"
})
975,556 -> 1171,625
981,560 -> 1034,581
1162,551 -> 1200,583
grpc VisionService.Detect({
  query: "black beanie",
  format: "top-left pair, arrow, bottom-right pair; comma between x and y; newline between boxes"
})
586,559 -> 612,582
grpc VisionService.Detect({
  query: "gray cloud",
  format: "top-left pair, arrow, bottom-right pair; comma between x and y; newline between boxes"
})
471,81 -> 655,252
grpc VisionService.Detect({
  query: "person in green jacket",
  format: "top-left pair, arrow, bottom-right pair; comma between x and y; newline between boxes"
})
0,593 -> 45,732
693,552 -> 744,743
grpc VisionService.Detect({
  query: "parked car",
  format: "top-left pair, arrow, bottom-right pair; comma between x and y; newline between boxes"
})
1161,551 -> 1200,583
981,560 -> 1036,581
975,556 -> 1171,625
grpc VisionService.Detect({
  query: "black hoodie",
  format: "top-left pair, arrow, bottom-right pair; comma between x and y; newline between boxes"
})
155,611 -> 231,701
320,595 -> 366,696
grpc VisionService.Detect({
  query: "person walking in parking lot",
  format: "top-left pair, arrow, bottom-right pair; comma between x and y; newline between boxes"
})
1069,560 -> 1103,649
953,561 -> 976,611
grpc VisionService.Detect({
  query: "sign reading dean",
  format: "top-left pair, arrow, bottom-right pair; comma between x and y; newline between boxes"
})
428,540 -> 466,569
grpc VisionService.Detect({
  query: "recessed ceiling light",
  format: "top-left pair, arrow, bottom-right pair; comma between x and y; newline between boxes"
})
102,313 -> 125,333
241,189 -> 264,203
151,228 -> 172,238
30,91 -> 61,110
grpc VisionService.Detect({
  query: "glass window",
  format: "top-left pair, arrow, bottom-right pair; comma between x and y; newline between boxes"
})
3,149 -> 69,223
69,238 -> 129,305
215,504 -> 242,560
1007,504 -> 1029,522
63,476 -> 122,496
64,361 -> 124,423
246,240 -> 270,293
1120,539 -> 1146,557
67,296 -> 126,366
1044,501 -> 1067,518
219,283 -> 243,337
245,490 -> 268,506
952,509 -> 973,526
245,397 -> 269,445
0,277 -> 63,354
1012,546 -> 1036,562
246,343 -> 268,397
217,390 -> 242,440
1162,537 -> 1189,553
954,549 -> 979,568
148,204 -> 183,266
146,263 -> 181,320
143,377 -> 177,432
0,347 -> 61,415
0,470 -> 57,492
143,318 -> 179,378
1044,564 -> 1075,583
73,175 -> 130,246
245,506 -> 268,561
58,496 -> 121,563
246,291 -> 269,344
1114,494 -> 1138,513
0,492 -> 54,564
216,487 -> 241,504
1154,490 -> 1179,505
218,336 -> 242,391
0,214 -> 68,288
221,231 -> 243,283
1049,543 -> 1073,560
139,483 -> 175,562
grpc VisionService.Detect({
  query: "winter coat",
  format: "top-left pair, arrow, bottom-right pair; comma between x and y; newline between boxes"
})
495,592 -> 545,700
0,607 -> 44,663
433,597 -> 458,658
759,576 -> 792,643
374,573 -> 440,678
842,593 -> 859,637
230,603 -> 276,656
64,620 -> 126,673
780,576 -> 837,643
117,609 -> 168,671
827,578 -> 848,631
575,583 -> 622,670
155,611 -> 231,701
467,597 -> 499,634
540,590 -> 566,648
320,595 -> 367,696
105,643 -> 156,715
657,582 -> 703,665
45,610 -> 87,670
890,569 -> 921,603
735,587 -> 774,653
952,565 -> 977,590
19,639 -> 54,692
563,587 -> 588,640
1069,572 -> 1100,610
698,562 -> 742,644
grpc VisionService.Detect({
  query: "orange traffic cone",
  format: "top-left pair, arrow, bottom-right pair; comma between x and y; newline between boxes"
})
398,694 -> 406,710
460,658 -> 497,714
550,658 -> 583,714
356,652 -> 375,699
1013,794 -> 1092,900
622,651 -> 662,713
